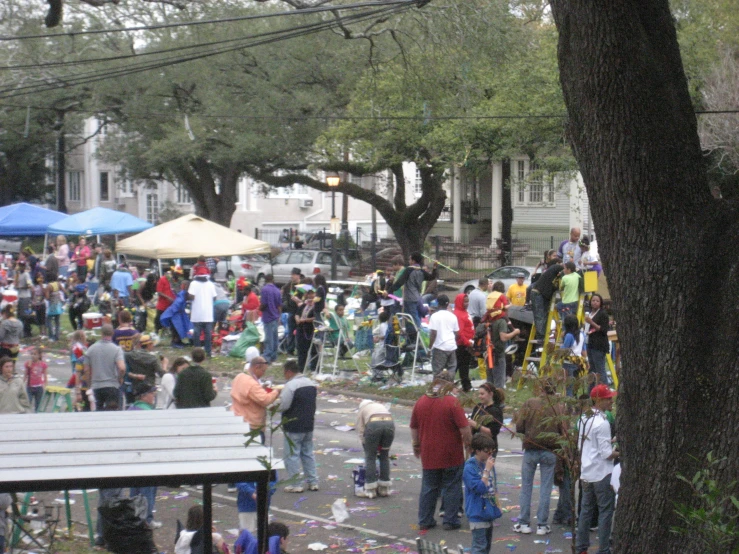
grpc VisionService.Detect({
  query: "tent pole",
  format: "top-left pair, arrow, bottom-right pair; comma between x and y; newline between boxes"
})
42,234 -> 48,258
158,259 -> 163,277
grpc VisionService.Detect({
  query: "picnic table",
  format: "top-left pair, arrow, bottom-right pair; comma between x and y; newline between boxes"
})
0,407 -> 282,554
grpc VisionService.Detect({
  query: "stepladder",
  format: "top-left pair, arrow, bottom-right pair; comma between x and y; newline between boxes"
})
38,386 -> 74,413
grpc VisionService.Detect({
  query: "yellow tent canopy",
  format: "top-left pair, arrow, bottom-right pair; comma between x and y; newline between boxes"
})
115,214 -> 271,258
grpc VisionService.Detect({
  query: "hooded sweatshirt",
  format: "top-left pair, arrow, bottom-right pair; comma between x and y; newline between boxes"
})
453,293 -> 475,347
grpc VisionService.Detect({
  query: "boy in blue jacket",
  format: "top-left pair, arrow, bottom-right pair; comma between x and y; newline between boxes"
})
235,477 -> 276,535
233,521 -> 289,554
463,434 -> 498,554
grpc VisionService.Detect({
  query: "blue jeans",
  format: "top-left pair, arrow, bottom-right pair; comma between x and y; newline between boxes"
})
471,526 -> 493,554
284,314 -> 296,354
403,301 -> 421,345
518,449 -> 556,526
587,348 -> 609,389
531,291 -> 547,341
263,319 -> 279,363
46,314 -> 60,341
27,386 -> 43,412
283,431 -> 317,486
563,362 -> 578,397
418,464 -> 463,528
576,474 -> 615,554
192,321 -> 214,356
130,486 -> 157,524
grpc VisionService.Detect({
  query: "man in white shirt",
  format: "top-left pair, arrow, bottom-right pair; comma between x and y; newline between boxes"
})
467,277 -> 488,327
188,263 -> 218,357
428,295 -> 460,376
576,384 -> 619,554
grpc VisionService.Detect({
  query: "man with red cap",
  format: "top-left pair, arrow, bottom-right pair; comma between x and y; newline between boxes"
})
576,384 -> 619,554
188,257 -> 217,357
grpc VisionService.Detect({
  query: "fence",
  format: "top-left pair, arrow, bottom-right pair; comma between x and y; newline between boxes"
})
430,234 -> 567,283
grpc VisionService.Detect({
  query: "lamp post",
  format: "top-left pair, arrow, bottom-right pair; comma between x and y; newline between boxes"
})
326,172 -> 341,279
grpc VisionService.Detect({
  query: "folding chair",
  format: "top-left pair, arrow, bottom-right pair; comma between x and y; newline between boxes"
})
320,311 -> 360,376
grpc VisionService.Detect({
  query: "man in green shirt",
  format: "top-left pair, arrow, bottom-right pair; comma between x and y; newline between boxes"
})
173,348 -> 217,409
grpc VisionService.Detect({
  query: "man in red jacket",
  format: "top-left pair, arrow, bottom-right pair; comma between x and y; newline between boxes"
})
155,267 -> 181,333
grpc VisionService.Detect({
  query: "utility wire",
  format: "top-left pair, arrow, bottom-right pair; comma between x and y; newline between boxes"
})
0,0 -> 418,41
0,4 -> 410,99
2,101 -> 736,120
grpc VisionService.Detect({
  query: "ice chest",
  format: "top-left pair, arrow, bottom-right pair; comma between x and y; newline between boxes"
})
83,313 -> 103,329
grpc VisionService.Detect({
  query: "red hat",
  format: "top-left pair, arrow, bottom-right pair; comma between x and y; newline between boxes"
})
590,384 -> 617,400
193,264 -> 210,276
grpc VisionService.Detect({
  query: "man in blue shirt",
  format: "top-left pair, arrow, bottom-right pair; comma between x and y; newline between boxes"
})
260,274 -> 282,364
109,263 -> 134,307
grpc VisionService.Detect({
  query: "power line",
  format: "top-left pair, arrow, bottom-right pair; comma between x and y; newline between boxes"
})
3,102 -> 736,120
0,0 -> 417,41
0,4 -> 411,100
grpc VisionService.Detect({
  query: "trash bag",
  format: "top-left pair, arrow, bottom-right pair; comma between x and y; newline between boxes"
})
99,496 -> 156,554
229,322 -> 261,359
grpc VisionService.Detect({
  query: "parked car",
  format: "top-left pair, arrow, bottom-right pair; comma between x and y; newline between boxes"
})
213,254 -> 269,282
458,265 -> 537,295
255,250 -> 351,285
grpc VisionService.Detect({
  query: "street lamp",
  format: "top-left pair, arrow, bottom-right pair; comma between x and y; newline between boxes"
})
325,172 -> 341,279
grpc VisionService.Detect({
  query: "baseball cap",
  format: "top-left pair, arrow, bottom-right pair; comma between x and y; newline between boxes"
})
193,265 -> 210,276
515,272 -> 525,278
590,384 -> 617,400
291,267 -> 302,275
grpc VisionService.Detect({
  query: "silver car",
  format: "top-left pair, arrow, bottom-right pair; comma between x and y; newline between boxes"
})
213,255 -> 269,282
256,250 -> 351,285
458,265 -> 537,295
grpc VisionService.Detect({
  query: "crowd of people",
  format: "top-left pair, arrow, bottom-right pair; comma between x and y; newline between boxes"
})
0,227 -> 619,554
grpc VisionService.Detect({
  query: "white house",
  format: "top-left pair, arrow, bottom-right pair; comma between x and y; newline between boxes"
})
64,118 -> 591,254
64,118 -> 195,223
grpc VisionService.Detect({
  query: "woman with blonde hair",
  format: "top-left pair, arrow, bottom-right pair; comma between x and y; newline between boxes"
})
55,235 -> 70,278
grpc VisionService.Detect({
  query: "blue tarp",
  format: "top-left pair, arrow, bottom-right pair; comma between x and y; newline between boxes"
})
47,207 -> 153,236
0,203 -> 67,236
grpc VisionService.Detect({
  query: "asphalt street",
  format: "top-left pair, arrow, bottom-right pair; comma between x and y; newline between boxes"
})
29,351 -> 595,554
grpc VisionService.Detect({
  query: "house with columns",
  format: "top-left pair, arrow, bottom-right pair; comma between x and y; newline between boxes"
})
63,119 -> 590,257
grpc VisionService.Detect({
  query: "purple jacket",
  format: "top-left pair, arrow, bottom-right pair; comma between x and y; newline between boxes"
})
260,283 -> 282,324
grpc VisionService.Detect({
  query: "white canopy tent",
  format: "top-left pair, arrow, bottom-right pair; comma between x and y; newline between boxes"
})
115,214 -> 271,259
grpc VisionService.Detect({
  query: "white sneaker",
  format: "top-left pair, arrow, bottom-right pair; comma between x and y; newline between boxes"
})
148,521 -> 163,529
536,525 -> 551,535
284,485 -> 304,493
513,523 -> 532,534
356,490 -> 376,499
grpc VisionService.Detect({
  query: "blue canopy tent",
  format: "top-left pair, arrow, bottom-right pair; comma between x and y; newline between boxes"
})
0,203 -> 67,236
47,207 -> 153,236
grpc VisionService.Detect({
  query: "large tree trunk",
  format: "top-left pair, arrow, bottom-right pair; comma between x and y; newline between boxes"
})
550,1 -> 739,552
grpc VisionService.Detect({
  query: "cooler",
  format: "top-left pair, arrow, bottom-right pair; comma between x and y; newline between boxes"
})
83,313 -> 103,329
